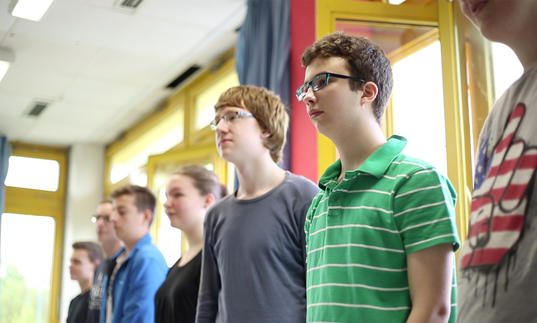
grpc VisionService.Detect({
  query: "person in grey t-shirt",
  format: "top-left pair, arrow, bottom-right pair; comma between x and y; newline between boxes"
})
87,199 -> 123,323
196,85 -> 319,323
457,1 -> 537,322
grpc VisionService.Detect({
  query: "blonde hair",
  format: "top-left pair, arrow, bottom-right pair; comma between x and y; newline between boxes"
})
215,85 -> 289,163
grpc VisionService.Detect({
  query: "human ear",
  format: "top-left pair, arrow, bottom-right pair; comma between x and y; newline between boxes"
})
361,81 -> 378,105
143,209 -> 153,225
204,194 -> 216,209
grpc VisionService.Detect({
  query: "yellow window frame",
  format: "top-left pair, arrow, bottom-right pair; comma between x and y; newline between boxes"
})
183,53 -> 238,148
4,142 -> 67,323
104,94 -> 186,197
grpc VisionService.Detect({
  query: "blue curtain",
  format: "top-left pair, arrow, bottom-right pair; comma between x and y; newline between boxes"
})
236,0 -> 291,170
0,134 -> 10,214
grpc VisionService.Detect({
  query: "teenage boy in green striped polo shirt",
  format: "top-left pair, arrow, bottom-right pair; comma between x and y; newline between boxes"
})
297,32 -> 460,323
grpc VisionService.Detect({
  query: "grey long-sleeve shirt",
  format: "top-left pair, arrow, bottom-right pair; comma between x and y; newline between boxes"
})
196,172 -> 319,323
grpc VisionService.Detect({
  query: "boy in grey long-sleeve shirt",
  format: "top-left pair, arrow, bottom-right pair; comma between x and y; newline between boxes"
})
196,85 -> 319,323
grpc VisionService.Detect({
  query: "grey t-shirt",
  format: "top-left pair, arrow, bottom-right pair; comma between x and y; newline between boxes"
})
87,260 -> 107,323
196,171 -> 319,323
458,65 -> 537,322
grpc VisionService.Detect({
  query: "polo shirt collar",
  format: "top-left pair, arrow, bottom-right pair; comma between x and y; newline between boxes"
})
359,135 -> 406,177
319,135 -> 407,189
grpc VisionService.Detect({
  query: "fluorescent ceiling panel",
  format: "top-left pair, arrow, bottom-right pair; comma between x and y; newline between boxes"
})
10,0 -> 54,21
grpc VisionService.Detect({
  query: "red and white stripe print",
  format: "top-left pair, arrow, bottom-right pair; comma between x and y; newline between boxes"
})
461,104 -> 537,269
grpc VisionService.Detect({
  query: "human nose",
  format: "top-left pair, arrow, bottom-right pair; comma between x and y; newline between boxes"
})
96,216 -> 108,226
303,86 -> 317,106
96,218 -> 105,229
215,118 -> 230,133
163,197 -> 172,209
110,211 -> 118,223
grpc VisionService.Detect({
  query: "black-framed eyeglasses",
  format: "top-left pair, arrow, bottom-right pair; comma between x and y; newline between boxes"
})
296,72 -> 365,101
209,110 -> 255,131
91,215 -> 110,223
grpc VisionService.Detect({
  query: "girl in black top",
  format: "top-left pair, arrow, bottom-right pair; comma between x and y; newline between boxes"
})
155,165 -> 226,323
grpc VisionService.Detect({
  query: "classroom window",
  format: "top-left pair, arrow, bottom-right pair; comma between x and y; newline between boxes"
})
5,156 -> 60,191
193,72 -> 239,131
0,213 -> 56,323
490,42 -> 523,102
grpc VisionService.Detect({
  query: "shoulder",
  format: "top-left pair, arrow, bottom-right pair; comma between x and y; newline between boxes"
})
513,65 -> 537,94
486,66 -> 537,134
390,154 -> 453,191
131,241 -> 166,268
206,194 -> 234,218
203,194 -> 238,233
488,66 -> 537,123
390,154 -> 435,175
70,293 -> 83,304
283,172 -> 320,198
212,193 -> 234,209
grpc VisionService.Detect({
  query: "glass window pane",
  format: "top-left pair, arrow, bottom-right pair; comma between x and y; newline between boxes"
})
157,186 -> 182,267
0,213 -> 55,323
460,4 -> 524,172
5,156 -> 60,191
392,41 -> 448,175
337,21 -> 447,175
491,42 -> 523,101
194,72 -> 239,131
336,21 -> 434,56
109,108 -> 184,185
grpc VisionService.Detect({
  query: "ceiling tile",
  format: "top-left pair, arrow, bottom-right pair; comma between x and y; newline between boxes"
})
0,0 -> 246,146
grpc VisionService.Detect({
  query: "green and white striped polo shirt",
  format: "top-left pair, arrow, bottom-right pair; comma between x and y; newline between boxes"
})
305,135 -> 460,323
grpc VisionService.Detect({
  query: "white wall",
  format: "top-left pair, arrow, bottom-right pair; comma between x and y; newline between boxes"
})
59,144 -> 105,323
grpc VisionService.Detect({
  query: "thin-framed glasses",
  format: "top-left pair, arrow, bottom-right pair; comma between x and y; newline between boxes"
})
91,215 -> 110,223
296,72 -> 365,101
209,110 -> 255,131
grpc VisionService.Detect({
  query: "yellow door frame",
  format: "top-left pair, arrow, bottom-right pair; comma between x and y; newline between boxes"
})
437,0 -> 473,242
4,142 -> 67,323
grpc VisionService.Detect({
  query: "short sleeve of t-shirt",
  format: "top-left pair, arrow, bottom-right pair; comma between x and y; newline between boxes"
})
393,167 -> 460,254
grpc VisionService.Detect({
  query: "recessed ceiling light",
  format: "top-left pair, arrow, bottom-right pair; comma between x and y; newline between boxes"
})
9,0 -> 54,21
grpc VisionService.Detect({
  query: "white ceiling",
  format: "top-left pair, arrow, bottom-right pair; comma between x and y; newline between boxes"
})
0,0 -> 246,146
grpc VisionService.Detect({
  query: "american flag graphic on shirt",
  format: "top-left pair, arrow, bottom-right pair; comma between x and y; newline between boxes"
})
461,103 -> 537,269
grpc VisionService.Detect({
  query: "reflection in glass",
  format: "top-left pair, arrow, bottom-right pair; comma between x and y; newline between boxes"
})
336,20 -> 434,58
0,213 -> 55,323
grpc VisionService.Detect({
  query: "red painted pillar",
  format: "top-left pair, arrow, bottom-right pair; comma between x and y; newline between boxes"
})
290,0 -> 318,183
